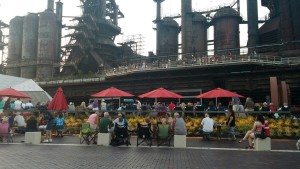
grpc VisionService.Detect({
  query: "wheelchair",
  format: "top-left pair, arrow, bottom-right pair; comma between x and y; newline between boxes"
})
112,123 -> 130,146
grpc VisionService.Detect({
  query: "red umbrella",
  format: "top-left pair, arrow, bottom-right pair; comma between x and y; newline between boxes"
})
139,88 -> 183,99
90,87 -> 134,97
195,88 -> 244,98
0,88 -> 31,98
48,87 -> 69,111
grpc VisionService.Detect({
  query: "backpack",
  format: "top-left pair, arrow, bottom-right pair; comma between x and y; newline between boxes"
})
264,123 -> 270,137
260,124 -> 270,139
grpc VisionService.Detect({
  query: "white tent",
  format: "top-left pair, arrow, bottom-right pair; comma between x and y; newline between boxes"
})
0,74 -> 52,105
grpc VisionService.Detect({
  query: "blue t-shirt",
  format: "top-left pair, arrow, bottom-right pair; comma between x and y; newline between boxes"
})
55,117 -> 64,126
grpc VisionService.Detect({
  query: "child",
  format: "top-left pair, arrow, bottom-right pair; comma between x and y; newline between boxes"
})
55,112 -> 65,137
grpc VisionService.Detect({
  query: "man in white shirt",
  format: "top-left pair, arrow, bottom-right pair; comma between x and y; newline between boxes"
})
100,99 -> 107,111
200,113 -> 214,140
25,100 -> 34,109
14,98 -> 23,110
14,112 -> 26,134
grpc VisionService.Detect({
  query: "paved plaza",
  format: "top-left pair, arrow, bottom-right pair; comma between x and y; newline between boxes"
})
0,135 -> 299,169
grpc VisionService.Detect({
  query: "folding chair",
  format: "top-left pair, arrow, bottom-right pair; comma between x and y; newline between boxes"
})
79,123 -> 93,145
157,123 -> 172,147
0,123 -> 13,143
136,122 -> 152,147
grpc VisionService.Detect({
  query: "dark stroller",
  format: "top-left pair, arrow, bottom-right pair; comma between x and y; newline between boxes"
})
136,122 -> 152,147
112,123 -> 130,146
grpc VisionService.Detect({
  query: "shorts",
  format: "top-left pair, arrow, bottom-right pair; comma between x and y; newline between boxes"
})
228,126 -> 235,134
56,125 -> 64,130
46,120 -> 54,131
254,132 -> 266,139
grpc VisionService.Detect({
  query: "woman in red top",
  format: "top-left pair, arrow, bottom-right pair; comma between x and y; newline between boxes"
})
239,114 -> 265,149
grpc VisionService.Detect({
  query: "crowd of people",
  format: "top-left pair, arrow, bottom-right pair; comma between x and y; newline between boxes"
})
0,97 -> 65,143
0,96 -> 295,149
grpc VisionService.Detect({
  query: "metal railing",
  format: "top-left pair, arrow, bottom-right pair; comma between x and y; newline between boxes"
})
105,54 -> 299,77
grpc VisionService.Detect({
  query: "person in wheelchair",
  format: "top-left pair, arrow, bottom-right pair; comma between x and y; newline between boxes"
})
112,114 -> 131,145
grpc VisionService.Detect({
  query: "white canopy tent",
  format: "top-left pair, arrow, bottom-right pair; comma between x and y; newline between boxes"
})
0,74 -> 52,105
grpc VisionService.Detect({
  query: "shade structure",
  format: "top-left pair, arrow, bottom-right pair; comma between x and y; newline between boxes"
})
0,88 -> 31,98
48,87 -> 69,111
139,88 -> 183,99
196,88 -> 244,98
90,87 -> 134,98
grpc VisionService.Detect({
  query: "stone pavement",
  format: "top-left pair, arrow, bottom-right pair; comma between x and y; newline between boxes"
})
1,134 -> 299,169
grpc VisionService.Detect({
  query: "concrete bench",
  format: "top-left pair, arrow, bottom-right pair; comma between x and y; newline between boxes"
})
254,137 -> 271,151
25,132 -> 42,144
97,133 -> 111,146
174,135 -> 186,148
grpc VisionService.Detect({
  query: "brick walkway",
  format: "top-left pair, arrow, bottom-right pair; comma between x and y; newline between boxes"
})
1,135 -> 299,169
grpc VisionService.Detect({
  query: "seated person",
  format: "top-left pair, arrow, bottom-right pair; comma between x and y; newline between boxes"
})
37,113 -> 47,130
165,113 -> 173,129
99,112 -> 112,133
239,114 -> 266,149
185,102 -> 194,112
172,113 -> 187,135
279,102 -> 289,111
253,103 -> 261,111
26,115 -> 38,132
112,113 -> 130,144
137,117 -> 152,141
217,103 -> 226,111
261,102 -> 270,111
157,118 -> 171,144
206,101 -> 217,111
199,113 -> 214,140
14,112 -> 26,133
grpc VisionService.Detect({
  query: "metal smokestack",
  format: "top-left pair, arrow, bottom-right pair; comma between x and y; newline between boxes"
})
55,0 -> 63,75
154,0 -> 164,55
247,0 -> 258,50
47,0 -> 54,11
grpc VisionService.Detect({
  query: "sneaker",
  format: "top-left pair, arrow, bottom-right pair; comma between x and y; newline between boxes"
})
42,140 -> 49,143
49,139 -> 52,142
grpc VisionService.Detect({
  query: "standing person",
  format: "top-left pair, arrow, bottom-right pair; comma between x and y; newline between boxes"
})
79,101 -> 87,110
172,112 -> 187,135
227,105 -> 236,141
100,99 -> 106,111
42,110 -> 55,143
199,113 -> 214,140
232,96 -> 240,112
168,101 -> 175,114
68,102 -> 75,112
3,98 -> 11,110
239,114 -> 266,149
25,100 -> 34,110
0,97 -> 4,112
135,99 -> 141,116
92,99 -> 99,111
244,97 -> 254,111
87,111 -> 100,130
55,112 -> 65,137
14,98 -> 23,110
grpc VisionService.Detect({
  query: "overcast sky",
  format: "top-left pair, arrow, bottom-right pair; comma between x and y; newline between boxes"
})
0,0 -> 269,59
